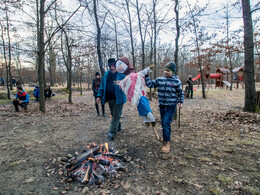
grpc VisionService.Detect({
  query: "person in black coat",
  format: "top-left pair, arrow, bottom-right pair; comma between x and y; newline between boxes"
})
44,85 -> 52,100
186,75 -> 194,99
92,72 -> 105,117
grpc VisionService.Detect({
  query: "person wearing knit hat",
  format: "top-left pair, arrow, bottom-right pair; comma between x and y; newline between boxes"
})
92,71 -> 106,117
164,62 -> 176,74
107,58 -> 116,66
96,58 -> 127,140
145,61 -> 184,153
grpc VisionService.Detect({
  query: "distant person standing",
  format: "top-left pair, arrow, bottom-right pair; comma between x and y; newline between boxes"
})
13,86 -> 29,112
92,72 -> 106,117
44,85 -> 52,100
12,77 -> 16,87
186,75 -> 194,99
0,78 -> 4,86
33,86 -> 40,102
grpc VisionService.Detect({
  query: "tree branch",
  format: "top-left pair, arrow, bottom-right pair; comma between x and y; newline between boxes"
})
44,5 -> 82,49
44,0 -> 58,14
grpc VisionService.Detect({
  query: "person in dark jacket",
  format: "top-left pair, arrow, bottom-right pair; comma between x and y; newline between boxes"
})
96,58 -> 126,140
145,62 -> 184,153
44,85 -> 52,100
12,77 -> 16,87
186,75 -> 194,99
33,86 -> 40,102
13,86 -> 29,112
92,72 -> 105,117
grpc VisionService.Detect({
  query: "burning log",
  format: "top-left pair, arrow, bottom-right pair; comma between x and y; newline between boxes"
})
64,143 -> 126,185
66,146 -> 100,170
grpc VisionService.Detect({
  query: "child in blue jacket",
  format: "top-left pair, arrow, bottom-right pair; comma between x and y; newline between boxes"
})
145,62 -> 184,153
33,86 -> 40,102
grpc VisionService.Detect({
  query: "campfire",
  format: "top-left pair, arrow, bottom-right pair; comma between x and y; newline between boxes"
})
62,143 -> 127,185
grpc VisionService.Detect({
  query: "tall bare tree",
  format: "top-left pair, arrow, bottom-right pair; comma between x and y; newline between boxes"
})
174,0 -> 180,74
36,0 -> 82,112
186,0 -> 207,98
241,0 -> 257,112
93,0 -> 105,76
0,19 -> 10,99
125,0 -> 136,69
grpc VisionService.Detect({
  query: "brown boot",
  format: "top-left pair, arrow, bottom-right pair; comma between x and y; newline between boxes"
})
161,141 -> 170,153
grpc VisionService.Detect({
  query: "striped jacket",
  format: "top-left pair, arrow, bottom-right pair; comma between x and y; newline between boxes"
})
145,75 -> 184,106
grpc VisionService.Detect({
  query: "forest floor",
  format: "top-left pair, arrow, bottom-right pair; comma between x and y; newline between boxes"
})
0,85 -> 259,195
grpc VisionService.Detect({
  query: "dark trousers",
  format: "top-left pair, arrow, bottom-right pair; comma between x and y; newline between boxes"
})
13,100 -> 28,111
159,105 -> 177,141
94,96 -> 105,115
188,87 -> 193,99
108,99 -> 123,135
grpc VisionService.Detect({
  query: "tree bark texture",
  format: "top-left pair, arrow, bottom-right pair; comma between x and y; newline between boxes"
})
241,0 -> 257,112
126,0 -> 136,69
93,0 -> 105,76
174,0 -> 180,74
136,0 -> 145,69
1,20 -> 11,99
5,7 -> 13,90
37,0 -> 46,112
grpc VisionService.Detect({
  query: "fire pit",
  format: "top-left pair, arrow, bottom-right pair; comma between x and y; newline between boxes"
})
61,143 -> 127,185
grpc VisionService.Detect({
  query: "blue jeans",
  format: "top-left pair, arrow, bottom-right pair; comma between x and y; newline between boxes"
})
108,100 -> 123,135
159,105 -> 177,141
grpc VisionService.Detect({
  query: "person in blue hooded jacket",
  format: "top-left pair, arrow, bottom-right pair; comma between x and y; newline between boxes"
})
33,86 -> 40,102
96,58 -> 126,140
13,86 -> 29,112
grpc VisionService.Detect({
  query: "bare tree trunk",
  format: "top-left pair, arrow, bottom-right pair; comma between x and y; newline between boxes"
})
93,0 -> 105,76
242,0 -> 256,112
5,6 -> 13,90
187,2 -> 206,98
126,0 -> 136,69
153,0 -> 157,78
0,20 -> 11,99
136,0 -> 145,69
61,30 -> 72,104
37,0 -> 46,112
112,17 -> 119,59
80,67 -> 83,95
48,45 -> 56,86
174,0 -> 180,74
226,4 -> 233,90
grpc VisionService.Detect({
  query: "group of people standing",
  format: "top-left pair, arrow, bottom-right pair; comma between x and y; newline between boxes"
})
93,57 -> 184,153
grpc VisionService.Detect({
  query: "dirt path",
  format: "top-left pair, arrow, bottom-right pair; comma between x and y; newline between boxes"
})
0,89 -> 259,195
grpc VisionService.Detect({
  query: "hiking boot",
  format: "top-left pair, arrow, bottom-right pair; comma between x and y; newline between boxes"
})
102,113 -> 106,117
151,121 -> 156,127
97,113 -> 100,117
161,141 -> 170,153
144,122 -> 150,127
108,132 -> 115,140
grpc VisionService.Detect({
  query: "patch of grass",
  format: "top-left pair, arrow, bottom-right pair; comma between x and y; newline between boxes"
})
216,174 -> 234,185
246,167 -> 258,172
243,185 -> 260,195
210,186 -> 223,195
9,161 -> 21,167
200,157 -> 211,162
238,139 -> 260,146
185,155 -> 195,159
211,152 -> 226,158
0,99 -> 12,104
